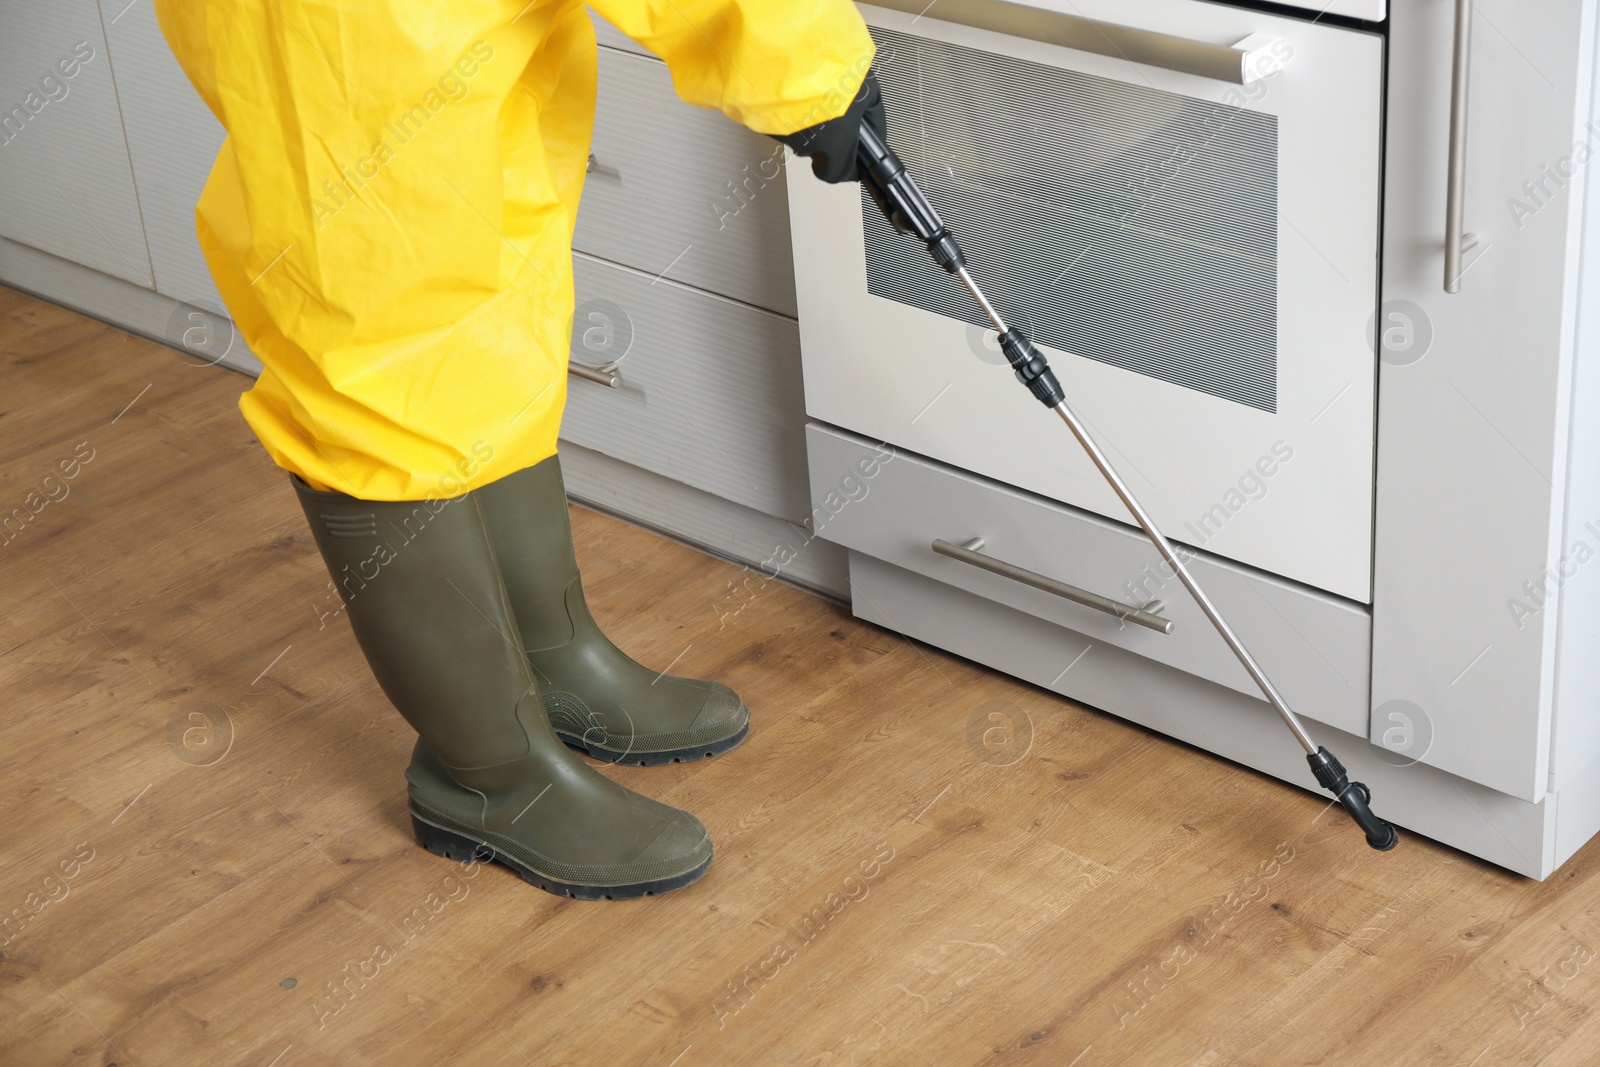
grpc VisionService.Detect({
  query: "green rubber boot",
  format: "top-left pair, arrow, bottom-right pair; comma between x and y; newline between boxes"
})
292,474 -> 712,899
476,456 -> 749,765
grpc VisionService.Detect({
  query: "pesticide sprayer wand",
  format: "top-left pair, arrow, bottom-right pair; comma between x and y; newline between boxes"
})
856,123 -> 1397,852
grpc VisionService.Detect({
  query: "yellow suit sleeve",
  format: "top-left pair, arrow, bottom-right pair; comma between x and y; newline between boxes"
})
585,0 -> 876,135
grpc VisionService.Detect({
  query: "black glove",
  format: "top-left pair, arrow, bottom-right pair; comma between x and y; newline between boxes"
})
776,70 -> 886,184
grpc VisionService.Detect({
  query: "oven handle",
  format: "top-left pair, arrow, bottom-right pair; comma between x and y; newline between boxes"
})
931,537 -> 1174,634
868,0 -> 1286,85
1444,0 -> 1478,293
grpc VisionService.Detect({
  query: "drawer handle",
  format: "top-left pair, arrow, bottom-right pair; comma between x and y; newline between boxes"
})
569,362 -> 623,389
931,537 -> 1173,634
871,0 -> 1287,86
585,153 -> 621,181
1444,0 -> 1479,293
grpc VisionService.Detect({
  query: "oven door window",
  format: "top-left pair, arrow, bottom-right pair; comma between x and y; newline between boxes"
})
866,26 -> 1280,412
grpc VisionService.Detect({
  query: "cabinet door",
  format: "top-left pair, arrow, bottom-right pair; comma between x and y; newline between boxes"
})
561,253 -> 810,522
100,0 -> 228,308
0,1 -> 152,288
576,44 -> 797,316
1372,1 -> 1590,799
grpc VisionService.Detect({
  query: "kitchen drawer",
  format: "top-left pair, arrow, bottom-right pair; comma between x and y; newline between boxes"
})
560,253 -> 809,521
576,45 -> 797,317
807,423 -> 1370,735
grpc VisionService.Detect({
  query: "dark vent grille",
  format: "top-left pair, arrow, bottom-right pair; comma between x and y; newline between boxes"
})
865,27 -> 1280,411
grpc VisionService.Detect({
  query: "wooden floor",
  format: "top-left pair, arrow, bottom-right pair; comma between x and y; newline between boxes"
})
4,285 -> 1600,1066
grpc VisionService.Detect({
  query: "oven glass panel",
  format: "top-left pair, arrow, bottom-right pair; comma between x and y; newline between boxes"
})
865,26 -> 1281,412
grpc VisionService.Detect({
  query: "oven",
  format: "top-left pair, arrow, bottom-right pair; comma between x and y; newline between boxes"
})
787,0 -> 1385,603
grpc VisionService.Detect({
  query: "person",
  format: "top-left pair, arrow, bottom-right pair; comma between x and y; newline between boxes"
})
152,0 -> 889,899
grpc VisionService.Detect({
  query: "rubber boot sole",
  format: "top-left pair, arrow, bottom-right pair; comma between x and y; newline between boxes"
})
410,812 -> 712,900
556,720 -> 750,766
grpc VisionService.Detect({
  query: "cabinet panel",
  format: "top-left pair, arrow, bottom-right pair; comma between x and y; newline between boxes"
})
560,253 -> 809,521
1371,0 -> 1590,799
808,422 -> 1371,735
0,1 -> 151,288
1551,18 -> 1600,791
577,45 -> 797,317
100,0 -> 227,308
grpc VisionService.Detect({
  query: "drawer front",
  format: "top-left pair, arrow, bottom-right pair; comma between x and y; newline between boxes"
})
560,253 -> 809,521
807,423 -> 1371,734
576,46 -> 797,317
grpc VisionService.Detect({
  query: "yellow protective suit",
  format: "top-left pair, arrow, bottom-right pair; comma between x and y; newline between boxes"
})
154,0 -> 874,499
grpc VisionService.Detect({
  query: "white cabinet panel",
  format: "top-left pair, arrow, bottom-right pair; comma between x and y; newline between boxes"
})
808,422 -> 1372,735
578,45 -> 797,316
560,253 -> 810,522
1548,1 -> 1600,793
99,0 -> 227,308
0,0 -> 152,287
1372,0 -> 1592,799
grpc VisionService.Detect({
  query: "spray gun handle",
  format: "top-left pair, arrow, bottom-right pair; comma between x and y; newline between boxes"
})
857,124 -> 966,275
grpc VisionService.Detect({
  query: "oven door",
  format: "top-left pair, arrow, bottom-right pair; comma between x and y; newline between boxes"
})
788,0 -> 1383,602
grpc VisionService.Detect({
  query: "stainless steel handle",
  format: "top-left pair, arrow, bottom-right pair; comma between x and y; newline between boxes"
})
1444,0 -> 1478,292
932,537 -> 1173,634
870,0 -> 1286,85
568,362 -> 622,388
585,153 -> 622,181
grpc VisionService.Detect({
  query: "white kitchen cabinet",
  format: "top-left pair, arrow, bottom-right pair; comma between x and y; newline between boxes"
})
0,0 -> 152,289
1371,0 -> 1593,802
